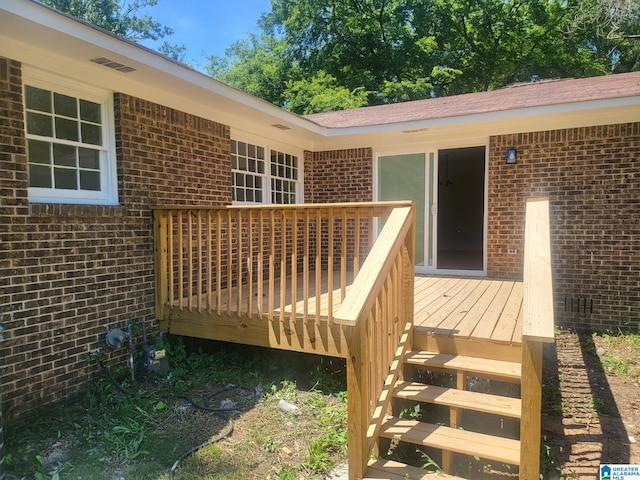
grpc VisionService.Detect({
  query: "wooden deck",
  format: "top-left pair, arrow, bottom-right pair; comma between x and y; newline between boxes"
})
166,272 -> 523,353
153,200 -> 552,480
413,276 -> 523,345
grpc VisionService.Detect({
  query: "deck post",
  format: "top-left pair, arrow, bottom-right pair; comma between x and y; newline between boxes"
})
346,319 -> 369,480
520,197 -> 555,480
520,338 -> 543,480
153,209 -> 169,326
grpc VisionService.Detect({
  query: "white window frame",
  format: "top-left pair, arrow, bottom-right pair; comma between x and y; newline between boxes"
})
231,135 -> 303,205
23,68 -> 119,205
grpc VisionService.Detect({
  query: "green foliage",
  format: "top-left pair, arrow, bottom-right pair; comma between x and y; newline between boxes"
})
303,392 -> 347,472
286,71 -> 369,114
5,337 -> 349,480
210,0 -> 640,112
597,327 -> 640,384
40,0 -> 185,59
539,442 -> 565,480
419,451 -> 443,473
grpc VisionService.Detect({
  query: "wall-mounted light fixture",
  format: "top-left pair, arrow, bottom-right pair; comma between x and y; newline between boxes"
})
506,148 -> 517,164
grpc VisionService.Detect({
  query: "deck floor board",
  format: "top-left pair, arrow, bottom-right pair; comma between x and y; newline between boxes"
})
169,273 -> 523,346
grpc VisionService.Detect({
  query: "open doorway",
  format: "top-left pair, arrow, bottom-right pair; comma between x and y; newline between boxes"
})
437,147 -> 485,271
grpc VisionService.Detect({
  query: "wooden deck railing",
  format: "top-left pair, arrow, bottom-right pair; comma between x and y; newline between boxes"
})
520,197 -> 556,480
335,205 -> 416,480
154,202 -> 408,322
153,202 -> 416,480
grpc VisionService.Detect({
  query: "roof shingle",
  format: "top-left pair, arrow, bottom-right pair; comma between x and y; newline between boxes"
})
304,72 -> 640,129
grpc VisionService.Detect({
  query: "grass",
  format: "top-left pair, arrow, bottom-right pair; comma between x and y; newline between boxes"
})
4,336 -> 347,480
596,327 -> 640,384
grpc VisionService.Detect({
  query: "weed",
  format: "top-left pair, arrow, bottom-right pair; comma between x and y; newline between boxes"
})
303,392 -> 348,473
400,402 -> 423,420
5,338 -> 349,480
596,328 -> 640,384
277,464 -> 299,479
33,454 -> 61,480
590,396 -> 616,415
419,451 -> 442,473
540,442 -> 563,479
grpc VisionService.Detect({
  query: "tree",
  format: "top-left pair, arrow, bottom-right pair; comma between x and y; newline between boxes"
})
567,0 -> 640,73
40,0 -> 186,60
210,0 -> 639,113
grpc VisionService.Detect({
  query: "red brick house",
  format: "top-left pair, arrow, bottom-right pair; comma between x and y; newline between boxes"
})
1,0 -> 639,434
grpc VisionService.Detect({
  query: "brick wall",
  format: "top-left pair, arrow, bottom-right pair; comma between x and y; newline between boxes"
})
304,148 -> 374,267
0,57 -> 231,417
304,148 -> 373,203
488,123 -> 640,331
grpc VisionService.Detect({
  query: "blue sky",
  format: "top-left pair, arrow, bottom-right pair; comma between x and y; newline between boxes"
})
139,0 -> 273,70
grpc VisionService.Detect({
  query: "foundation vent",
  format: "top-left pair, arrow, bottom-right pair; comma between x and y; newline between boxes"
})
564,297 -> 594,315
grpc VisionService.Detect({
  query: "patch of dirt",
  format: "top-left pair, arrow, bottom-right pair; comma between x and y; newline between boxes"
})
176,388 -> 347,479
543,329 -> 640,479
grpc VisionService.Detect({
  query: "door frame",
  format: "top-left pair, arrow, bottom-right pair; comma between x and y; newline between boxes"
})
374,144 -> 489,276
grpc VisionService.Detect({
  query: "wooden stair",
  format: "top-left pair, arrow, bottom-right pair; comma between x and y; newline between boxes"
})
365,459 -> 467,480
366,349 -> 523,479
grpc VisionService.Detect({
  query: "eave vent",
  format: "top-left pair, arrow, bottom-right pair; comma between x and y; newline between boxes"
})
271,123 -> 292,130
90,57 -> 137,73
402,127 -> 429,134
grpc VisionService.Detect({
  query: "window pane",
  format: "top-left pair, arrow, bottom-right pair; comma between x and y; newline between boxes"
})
28,140 -> 51,165
79,148 -> 100,169
231,155 -> 238,169
234,172 -> 243,187
80,99 -> 101,123
81,122 -> 102,145
25,86 -> 51,112
27,112 -> 53,137
54,168 -> 77,189
54,92 -> 77,118
53,144 -> 76,167
235,188 -> 245,202
231,140 -> 237,154
257,146 -> 264,159
55,117 -> 79,141
80,170 -> 101,191
29,164 -> 52,188
238,142 -> 246,156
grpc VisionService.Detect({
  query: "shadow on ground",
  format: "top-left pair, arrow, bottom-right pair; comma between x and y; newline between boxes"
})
542,329 -> 630,479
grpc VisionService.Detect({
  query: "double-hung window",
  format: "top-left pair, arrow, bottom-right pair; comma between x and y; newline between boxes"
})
24,71 -> 118,205
232,139 -> 300,204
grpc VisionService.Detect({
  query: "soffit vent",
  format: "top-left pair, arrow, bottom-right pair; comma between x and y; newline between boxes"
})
271,123 -> 292,130
402,127 -> 429,134
90,57 -> 137,73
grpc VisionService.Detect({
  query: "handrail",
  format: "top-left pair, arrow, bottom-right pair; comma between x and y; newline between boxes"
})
520,197 -> 555,480
335,206 -> 414,326
522,197 -> 555,343
335,204 -> 416,480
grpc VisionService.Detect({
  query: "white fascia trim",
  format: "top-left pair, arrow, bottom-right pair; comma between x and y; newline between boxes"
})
321,96 -> 640,137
